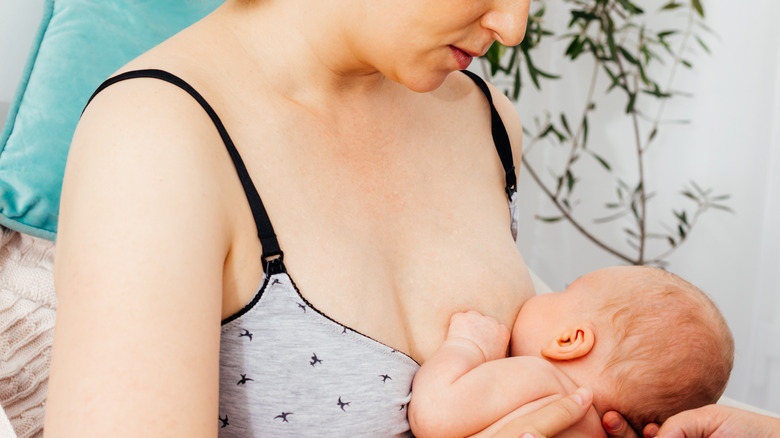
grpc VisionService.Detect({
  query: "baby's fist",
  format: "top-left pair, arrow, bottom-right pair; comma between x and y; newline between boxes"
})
447,311 -> 510,362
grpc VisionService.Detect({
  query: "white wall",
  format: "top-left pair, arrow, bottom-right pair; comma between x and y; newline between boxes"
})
2,0 -> 779,414
513,0 -> 780,412
0,0 -> 44,121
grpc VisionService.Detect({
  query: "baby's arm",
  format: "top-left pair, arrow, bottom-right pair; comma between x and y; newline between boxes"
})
409,311 -> 511,437
409,311 -> 605,438
410,312 -> 558,437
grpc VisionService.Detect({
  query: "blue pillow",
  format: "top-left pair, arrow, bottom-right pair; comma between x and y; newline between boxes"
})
0,0 -> 223,240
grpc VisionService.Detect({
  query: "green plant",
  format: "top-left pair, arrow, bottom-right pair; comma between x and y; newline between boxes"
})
482,0 -> 731,266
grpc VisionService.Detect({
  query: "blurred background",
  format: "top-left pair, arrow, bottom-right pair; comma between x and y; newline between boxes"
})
2,0 -> 779,413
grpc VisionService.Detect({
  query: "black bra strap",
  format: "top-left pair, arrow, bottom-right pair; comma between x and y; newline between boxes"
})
84,69 -> 284,269
460,70 -> 517,197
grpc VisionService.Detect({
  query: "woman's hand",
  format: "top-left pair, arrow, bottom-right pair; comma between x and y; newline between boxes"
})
654,404 -> 780,438
602,411 -> 659,438
490,388 -> 593,438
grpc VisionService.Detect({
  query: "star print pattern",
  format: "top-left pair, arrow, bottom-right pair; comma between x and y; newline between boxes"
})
337,396 -> 350,411
274,412 -> 293,422
237,374 -> 254,385
218,273 -> 419,437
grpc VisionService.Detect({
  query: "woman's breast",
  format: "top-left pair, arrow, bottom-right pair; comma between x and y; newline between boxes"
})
219,274 -> 419,437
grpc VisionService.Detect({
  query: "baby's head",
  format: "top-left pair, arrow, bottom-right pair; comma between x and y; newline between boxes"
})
511,266 -> 734,432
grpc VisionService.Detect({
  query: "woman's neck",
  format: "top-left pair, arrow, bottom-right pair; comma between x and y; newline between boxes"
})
214,0 -> 398,110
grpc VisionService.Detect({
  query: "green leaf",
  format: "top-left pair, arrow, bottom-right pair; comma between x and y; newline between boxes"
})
582,116 -> 590,149
485,42 -> 507,75
674,210 -> 689,226
589,151 -> 612,170
681,190 -> 698,201
691,0 -> 705,18
566,170 -> 576,193
696,35 -> 711,54
537,215 -> 564,223
648,128 -> 658,141
667,236 -> 677,247
615,0 -> 644,15
682,59 -> 693,68
594,210 -> 629,224
631,201 -> 640,221
566,35 -> 585,60
657,30 -> 678,38
571,10 -> 600,21
561,114 -> 572,135
625,92 -> 638,114
710,204 -> 734,213
619,46 -> 639,65
678,224 -> 687,238
662,2 -> 682,11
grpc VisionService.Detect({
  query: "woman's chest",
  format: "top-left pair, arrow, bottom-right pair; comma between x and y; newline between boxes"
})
223,173 -> 534,363
219,98 -> 532,362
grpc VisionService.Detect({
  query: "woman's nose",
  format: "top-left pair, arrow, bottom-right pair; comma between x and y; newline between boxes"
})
482,0 -> 531,47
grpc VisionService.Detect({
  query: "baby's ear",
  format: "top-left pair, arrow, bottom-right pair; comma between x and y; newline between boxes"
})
540,326 -> 595,361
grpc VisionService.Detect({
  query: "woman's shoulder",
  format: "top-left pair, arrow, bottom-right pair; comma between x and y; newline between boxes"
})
435,71 -> 524,164
65,50 -> 236,252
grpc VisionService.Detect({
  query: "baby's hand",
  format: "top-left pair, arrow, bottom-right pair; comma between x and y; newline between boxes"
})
447,311 -> 510,363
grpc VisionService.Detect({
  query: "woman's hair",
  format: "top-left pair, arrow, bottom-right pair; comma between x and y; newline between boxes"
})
597,267 -> 734,432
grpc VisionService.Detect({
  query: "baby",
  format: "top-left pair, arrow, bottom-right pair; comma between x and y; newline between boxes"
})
409,266 -> 734,438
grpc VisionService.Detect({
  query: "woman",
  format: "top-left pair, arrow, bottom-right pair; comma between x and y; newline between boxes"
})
46,0 -> 535,435
40,0 -> 674,436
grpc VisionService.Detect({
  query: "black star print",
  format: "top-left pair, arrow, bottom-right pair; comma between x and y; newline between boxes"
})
310,353 -> 323,367
219,415 -> 229,428
342,327 -> 348,334
337,396 -> 351,411
274,412 -> 293,423
380,374 -> 392,383
399,404 -> 405,411
390,349 -> 398,353
239,329 -> 253,341
297,302 -> 307,312
237,374 -> 254,385
271,278 -> 282,286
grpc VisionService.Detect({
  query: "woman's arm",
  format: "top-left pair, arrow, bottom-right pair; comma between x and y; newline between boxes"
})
656,404 -> 780,437
45,79 -> 232,437
607,404 -> 780,438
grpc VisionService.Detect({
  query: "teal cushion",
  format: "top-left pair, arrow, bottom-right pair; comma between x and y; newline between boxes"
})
0,0 -> 223,240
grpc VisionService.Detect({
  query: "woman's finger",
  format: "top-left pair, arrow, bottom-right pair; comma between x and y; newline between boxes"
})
493,387 -> 593,438
642,423 -> 660,438
603,411 -> 640,438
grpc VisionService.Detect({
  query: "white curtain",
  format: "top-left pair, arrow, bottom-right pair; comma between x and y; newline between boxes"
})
512,0 -> 780,411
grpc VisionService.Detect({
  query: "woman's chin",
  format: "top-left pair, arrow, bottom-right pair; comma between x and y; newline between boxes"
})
395,70 -> 454,94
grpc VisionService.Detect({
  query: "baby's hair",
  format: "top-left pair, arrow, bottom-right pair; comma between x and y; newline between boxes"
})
597,267 -> 733,432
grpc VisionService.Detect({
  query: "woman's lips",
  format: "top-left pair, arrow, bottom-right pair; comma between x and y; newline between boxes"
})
450,46 -> 474,69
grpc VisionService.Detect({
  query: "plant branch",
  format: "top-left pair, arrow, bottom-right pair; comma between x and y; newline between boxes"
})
642,8 -> 696,154
553,32 -> 602,200
521,156 -> 637,264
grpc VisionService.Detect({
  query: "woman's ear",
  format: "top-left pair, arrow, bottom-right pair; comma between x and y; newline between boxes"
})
540,326 -> 595,361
